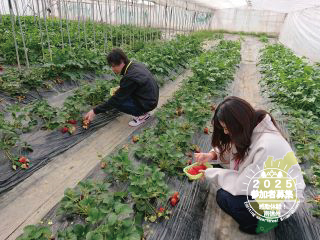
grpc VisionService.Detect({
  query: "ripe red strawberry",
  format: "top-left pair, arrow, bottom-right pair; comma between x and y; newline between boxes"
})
158,207 -> 165,213
188,168 -> 198,175
67,120 -> 77,124
19,156 -> 27,163
188,165 -> 207,175
204,127 -> 209,134
61,127 -> 69,133
170,197 -> 178,207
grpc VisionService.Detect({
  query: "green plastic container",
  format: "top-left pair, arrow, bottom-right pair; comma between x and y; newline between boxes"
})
183,162 -> 213,180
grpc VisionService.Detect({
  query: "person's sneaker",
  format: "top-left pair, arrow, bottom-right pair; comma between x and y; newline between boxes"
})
128,113 -> 150,127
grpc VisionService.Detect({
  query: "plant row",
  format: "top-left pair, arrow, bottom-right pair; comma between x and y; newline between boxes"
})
17,39 -> 241,240
0,15 -> 161,65
1,34 -> 205,171
259,44 -> 320,217
135,40 -> 241,175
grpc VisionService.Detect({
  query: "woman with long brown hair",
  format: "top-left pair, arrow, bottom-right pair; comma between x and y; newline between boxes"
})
195,96 -> 305,234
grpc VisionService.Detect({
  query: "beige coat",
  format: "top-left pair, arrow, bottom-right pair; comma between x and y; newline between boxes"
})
206,114 -> 305,215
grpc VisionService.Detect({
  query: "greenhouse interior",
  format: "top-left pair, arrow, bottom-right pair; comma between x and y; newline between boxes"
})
0,0 -> 319,239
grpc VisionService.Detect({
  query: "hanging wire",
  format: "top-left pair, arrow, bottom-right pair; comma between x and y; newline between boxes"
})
20,0 -> 27,36
147,0 -> 150,41
115,0 -> 118,46
96,0 -> 104,51
192,11 -> 196,33
102,0 -> 108,52
107,0 -> 113,48
121,1 -> 124,46
91,1 -> 96,50
128,0 -> 132,48
0,2 -> 2,25
31,0 -> 36,23
125,0 -> 129,46
63,0 -> 72,49
13,0 -> 29,68
0,0 -> 6,25
138,0 -> 141,42
8,0 -> 21,69
35,0 -> 45,60
168,5 -> 172,39
178,5 -> 182,35
57,0 -> 64,49
76,0 -> 81,43
40,0 -> 52,61
81,0 -> 88,49
185,6 -> 189,34
157,0 -> 161,39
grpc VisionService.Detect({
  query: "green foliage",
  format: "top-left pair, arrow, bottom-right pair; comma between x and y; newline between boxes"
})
17,225 -> 52,240
129,164 -> 169,214
133,35 -> 203,83
102,149 -> 133,182
259,44 -> 320,115
0,15 -> 161,65
135,40 -> 241,174
58,180 -> 127,219
18,38 -> 240,239
259,34 -> 269,43
259,43 -> 320,217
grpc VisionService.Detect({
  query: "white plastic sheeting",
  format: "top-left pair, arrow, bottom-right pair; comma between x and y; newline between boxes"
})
192,0 -> 247,9
192,0 -> 320,12
279,7 -> 320,62
251,0 -> 320,13
210,8 -> 286,34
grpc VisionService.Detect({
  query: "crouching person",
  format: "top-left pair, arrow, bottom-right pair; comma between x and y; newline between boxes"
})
85,48 -> 159,127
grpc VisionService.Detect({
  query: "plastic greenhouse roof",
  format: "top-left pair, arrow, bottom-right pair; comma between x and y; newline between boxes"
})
192,0 -> 320,12
192,0 -> 247,9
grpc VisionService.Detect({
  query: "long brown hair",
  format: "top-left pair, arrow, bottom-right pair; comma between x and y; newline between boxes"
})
211,96 -> 283,166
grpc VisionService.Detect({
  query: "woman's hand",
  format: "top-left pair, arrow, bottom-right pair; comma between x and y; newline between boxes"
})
195,151 -> 217,164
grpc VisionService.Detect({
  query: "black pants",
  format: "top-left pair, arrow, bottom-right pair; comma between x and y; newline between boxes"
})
115,97 -> 146,117
216,188 -> 259,234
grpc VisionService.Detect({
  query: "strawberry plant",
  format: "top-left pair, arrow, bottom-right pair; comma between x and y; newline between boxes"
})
259,43 -> 320,217
58,180 -> 128,219
129,164 -> 169,215
102,149 -> 133,182
16,225 -> 52,240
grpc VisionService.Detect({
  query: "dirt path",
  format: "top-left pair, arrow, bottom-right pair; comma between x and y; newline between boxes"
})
199,36 -> 276,240
229,36 -> 266,108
